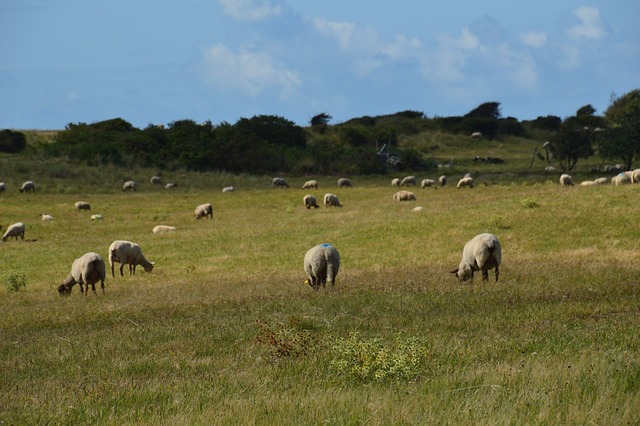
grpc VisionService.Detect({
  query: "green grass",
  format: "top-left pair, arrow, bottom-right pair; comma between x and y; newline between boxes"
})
1,170 -> 639,424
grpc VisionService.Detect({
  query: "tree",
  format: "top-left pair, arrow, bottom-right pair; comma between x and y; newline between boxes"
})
464,102 -> 502,120
310,113 -> 332,127
548,116 -> 594,172
598,89 -> 640,170
0,129 -> 27,153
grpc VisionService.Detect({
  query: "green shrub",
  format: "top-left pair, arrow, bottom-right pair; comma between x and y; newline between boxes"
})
521,196 -> 539,208
3,271 -> 26,292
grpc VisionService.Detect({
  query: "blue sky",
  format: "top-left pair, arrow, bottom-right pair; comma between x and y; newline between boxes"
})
1,0 -> 638,129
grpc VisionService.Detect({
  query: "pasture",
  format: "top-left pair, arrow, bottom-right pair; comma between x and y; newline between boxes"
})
1,174 -> 639,424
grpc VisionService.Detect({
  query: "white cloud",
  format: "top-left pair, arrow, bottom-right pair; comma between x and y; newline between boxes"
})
567,7 -> 605,41
457,28 -> 480,50
200,43 -> 301,97
520,31 -> 547,48
312,17 -> 356,50
217,0 -> 283,22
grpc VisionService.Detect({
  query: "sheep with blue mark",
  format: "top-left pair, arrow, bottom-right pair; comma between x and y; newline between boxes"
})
304,243 -> 340,290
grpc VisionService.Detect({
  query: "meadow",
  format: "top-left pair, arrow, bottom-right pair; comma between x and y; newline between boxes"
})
1,167 -> 639,424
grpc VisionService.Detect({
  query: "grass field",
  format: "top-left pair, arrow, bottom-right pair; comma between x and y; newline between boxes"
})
1,169 -> 640,424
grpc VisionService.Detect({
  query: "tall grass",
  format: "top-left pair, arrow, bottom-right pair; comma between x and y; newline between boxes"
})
1,170 -> 639,424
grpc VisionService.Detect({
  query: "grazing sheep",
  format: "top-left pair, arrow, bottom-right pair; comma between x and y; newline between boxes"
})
631,169 -> 640,184
393,190 -> 417,202
2,222 -> 25,241
401,176 -> 416,186
302,180 -> 318,189
303,243 -> 340,290
222,186 -> 235,193
612,172 -> 632,186
74,201 -> 91,211
559,174 -> 573,187
40,213 -> 54,221
164,182 -> 177,189
194,203 -> 213,219
412,206 -> 424,212
20,180 -> 35,193
450,233 -> 502,282
421,179 -> 436,188
150,176 -> 162,185
580,181 -> 595,187
457,177 -> 474,189
91,214 -> 103,221
594,177 -> 609,185
303,194 -> 320,209
152,225 -> 176,234
470,132 -> 483,140
272,177 -> 290,188
391,178 -> 401,187
545,166 -> 556,173
439,175 -> 447,187
0,182 -> 5,194
108,240 -> 155,277
323,193 -> 343,208
122,180 -> 136,191
337,178 -> 352,187
57,252 -> 106,296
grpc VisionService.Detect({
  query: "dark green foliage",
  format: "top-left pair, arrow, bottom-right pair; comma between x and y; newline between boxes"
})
548,117 -> 594,172
0,129 -> 27,153
464,101 -> 502,120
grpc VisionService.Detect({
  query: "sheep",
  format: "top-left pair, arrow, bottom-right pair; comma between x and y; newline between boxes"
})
450,233 -> 502,282
580,181 -> 595,187
150,176 -> 162,185
302,180 -> 318,189
74,201 -> 91,211
412,206 -> 424,212
545,166 -> 556,173
457,177 -> 474,189
421,179 -> 436,188
222,186 -> 235,193
57,252 -> 106,296
194,203 -> 213,219
439,175 -> 447,187
594,177 -> 609,185
470,132 -> 483,140
0,182 -> 5,194
20,180 -> 35,193
122,180 -> 136,191
164,182 -> 178,189
152,225 -> 176,234
337,178 -> 352,187
393,190 -> 417,202
631,169 -> 640,184
559,174 -> 573,187
91,214 -> 104,221
2,222 -> 25,241
612,172 -> 632,186
323,193 -> 343,208
391,178 -> 401,187
272,177 -> 290,188
303,194 -> 320,209
108,240 -> 155,277
303,243 -> 340,290
400,176 -> 416,186
40,213 -> 54,221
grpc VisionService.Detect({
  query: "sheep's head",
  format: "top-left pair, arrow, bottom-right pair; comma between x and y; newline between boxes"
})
57,284 -> 71,295
144,262 -> 155,273
450,265 -> 472,282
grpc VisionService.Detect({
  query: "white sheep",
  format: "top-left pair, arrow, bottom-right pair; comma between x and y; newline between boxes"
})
421,179 -> 436,188
631,169 -> 640,183
150,176 -> 162,185
164,182 -> 177,189
439,175 -> 447,187
0,182 -> 5,194
545,166 -> 556,173
470,132 -> 483,140
272,177 -> 290,188
303,194 -> 320,209
559,174 -> 573,187
122,180 -> 136,191
401,176 -> 416,186
57,252 -> 106,296
74,201 -> 91,211
323,193 -> 343,208
594,177 -> 608,185
580,181 -> 595,187
303,243 -> 340,290
302,180 -> 318,189
457,177 -> 474,189
2,222 -> 25,241
222,186 -> 235,193
40,213 -> 54,221
108,240 -> 155,277
337,178 -> 352,187
450,233 -> 502,282
152,225 -> 176,234
391,178 -> 401,187
20,180 -> 35,193
91,214 -> 104,221
393,190 -> 416,202
612,172 -> 632,186
195,203 -> 213,219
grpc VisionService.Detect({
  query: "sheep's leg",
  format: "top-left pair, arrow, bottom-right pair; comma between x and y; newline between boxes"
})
91,283 -> 97,295
495,267 -> 499,282
482,270 -> 489,282
131,264 -> 135,275
79,283 -> 85,295
119,263 -> 125,276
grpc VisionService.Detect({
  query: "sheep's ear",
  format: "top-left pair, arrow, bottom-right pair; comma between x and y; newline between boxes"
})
449,268 -> 459,275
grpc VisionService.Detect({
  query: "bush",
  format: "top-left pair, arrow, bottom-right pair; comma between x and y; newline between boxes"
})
0,130 -> 27,153
3,271 -> 26,292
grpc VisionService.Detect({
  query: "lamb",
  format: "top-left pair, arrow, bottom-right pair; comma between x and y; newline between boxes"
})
150,176 -> 162,185
108,240 -> 155,277
391,178 -> 401,187
303,194 -> 320,209
323,193 -> 343,208
0,182 -> 5,194
439,175 -> 447,187
222,186 -> 235,193
559,174 -> 573,187
303,243 -> 340,290
450,233 -> 502,282
421,179 -> 436,188
302,180 -> 318,189
122,180 -> 136,191
40,213 -> 54,221
57,252 -> 106,296
91,214 -> 104,221
194,203 -> 213,219
74,201 -> 91,211
20,180 -> 35,193
400,176 -> 416,186
152,225 -> 176,234
393,190 -> 417,202
457,177 -> 474,189
2,222 -> 25,241
272,177 -> 290,188
337,178 -> 352,187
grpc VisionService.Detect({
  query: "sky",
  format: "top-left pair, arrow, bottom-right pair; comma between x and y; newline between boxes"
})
1,0 -> 638,130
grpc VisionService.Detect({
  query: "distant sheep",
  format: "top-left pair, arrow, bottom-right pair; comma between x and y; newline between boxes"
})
194,203 -> 213,219
450,233 -> 502,282
91,214 -> 104,221
40,213 -> 54,221
580,181 -> 595,187
400,176 -> 416,186
2,222 -> 25,241
457,177 -> 474,189
323,193 -> 343,208
631,169 -> 640,184
150,176 -> 162,185
122,180 -> 136,191
222,186 -> 235,193
612,172 -> 632,186
439,175 -> 447,187
20,180 -> 35,193
272,177 -> 290,188
0,182 -> 5,194
302,180 -> 318,189
152,225 -> 176,234
393,190 -> 416,202
164,182 -> 178,189
74,201 -> 91,211
594,177 -> 608,185
108,240 -> 154,277
303,243 -> 340,290
545,166 -> 556,173
337,178 -> 352,188
57,252 -> 106,296
391,178 -> 401,187
470,132 -> 483,140
303,194 -> 320,209
421,179 -> 436,188
559,174 -> 573,187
